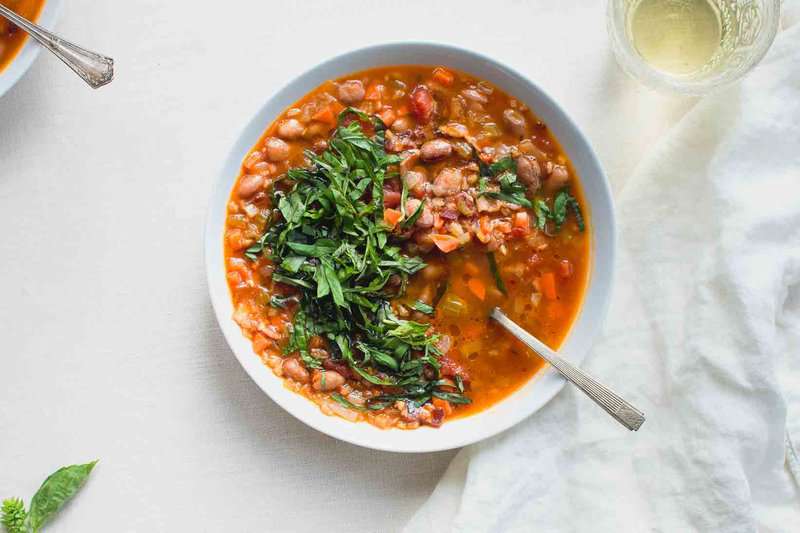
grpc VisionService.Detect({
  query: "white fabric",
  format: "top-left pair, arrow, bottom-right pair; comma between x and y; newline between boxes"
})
407,12 -> 800,533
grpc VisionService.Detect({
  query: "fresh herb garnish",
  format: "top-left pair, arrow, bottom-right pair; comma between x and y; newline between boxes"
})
250,109 -> 468,407
2,461 -> 97,533
331,392 -> 367,412
411,300 -> 435,315
478,156 -> 532,208
534,190 -> 585,232
269,294 -> 298,309
487,252 -> 507,294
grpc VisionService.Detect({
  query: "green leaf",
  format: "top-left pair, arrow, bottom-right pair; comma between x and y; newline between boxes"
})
280,255 -> 306,273
432,390 -> 472,404
27,461 -> 97,532
411,300 -> 434,315
331,393 -> 367,412
533,189 -> 584,233
399,200 -> 424,230
488,156 -> 515,175
287,240 -> 337,257
1,498 -> 27,533
269,295 -> 297,309
487,253 -> 507,294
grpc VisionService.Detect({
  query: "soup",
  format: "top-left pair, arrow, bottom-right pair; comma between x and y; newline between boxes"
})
0,0 -> 45,72
224,66 -> 589,429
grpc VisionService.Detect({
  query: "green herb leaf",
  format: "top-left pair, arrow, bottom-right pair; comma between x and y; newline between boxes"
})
533,189 -> 584,233
432,390 -> 472,404
269,295 -> 297,309
487,253 -> 507,294
251,109 -> 462,408
411,300 -> 434,315
480,168 -> 532,208
331,392 -> 367,412
280,255 -> 306,273
399,200 -> 424,230
488,156 -> 516,175
27,461 -> 97,532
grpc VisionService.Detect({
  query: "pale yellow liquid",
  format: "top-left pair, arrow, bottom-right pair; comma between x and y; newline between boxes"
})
630,0 -> 722,75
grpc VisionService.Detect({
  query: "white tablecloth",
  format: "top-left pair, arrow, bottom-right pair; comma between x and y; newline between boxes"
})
1,1 -> 796,531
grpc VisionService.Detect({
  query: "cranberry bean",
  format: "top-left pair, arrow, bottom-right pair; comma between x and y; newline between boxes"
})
420,139 -> 452,162
503,109 -> 527,137
264,137 -> 289,161
282,358 -> 310,383
237,174 -> 265,199
312,370 -> 345,392
277,119 -> 304,140
338,80 -> 365,104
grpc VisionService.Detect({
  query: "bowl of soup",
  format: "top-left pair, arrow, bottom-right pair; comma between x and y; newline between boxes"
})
0,0 -> 61,98
205,42 -> 615,452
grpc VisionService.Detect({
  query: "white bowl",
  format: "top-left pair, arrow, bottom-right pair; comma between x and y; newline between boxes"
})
205,42 -> 615,453
0,0 -> 62,99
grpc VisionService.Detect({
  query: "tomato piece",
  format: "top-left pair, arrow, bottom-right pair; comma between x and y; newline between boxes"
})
383,208 -> 403,228
430,234 -> 460,253
432,67 -> 455,87
539,272 -> 558,300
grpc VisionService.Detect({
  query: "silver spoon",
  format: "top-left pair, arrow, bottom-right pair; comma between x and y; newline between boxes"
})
0,4 -> 113,88
490,307 -> 645,431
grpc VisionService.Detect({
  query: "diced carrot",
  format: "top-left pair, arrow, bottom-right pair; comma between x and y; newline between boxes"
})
558,259 -> 573,278
383,208 -> 403,228
395,103 -> 410,116
432,397 -> 453,416
378,107 -> 396,127
312,105 -> 336,126
430,234 -> 461,253
365,80 -> 383,100
513,212 -> 531,231
539,272 -> 558,300
432,67 -> 455,87
464,261 -> 480,276
467,278 -> 486,301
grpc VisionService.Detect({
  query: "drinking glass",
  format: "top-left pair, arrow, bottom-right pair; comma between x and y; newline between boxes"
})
607,0 -> 781,94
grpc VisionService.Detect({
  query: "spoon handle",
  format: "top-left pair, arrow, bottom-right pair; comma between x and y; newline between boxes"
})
0,5 -> 113,88
491,308 -> 645,431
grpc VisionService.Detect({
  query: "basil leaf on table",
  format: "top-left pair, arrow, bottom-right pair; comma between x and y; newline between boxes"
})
27,461 -> 97,532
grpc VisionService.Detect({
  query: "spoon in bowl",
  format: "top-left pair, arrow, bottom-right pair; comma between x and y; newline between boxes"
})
490,307 -> 645,431
0,4 -> 113,88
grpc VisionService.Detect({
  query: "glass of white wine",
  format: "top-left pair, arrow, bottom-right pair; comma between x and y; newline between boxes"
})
607,0 -> 781,94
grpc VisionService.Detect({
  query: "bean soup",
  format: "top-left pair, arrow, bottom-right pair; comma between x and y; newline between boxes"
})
224,66 -> 589,429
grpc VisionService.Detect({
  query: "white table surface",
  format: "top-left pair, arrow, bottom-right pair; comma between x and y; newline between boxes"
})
0,1 -> 699,531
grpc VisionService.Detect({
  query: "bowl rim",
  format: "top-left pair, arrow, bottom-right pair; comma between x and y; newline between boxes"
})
0,0 -> 63,99
205,41 -> 616,453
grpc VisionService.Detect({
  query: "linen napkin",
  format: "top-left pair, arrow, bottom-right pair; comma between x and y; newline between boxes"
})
405,17 -> 800,533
